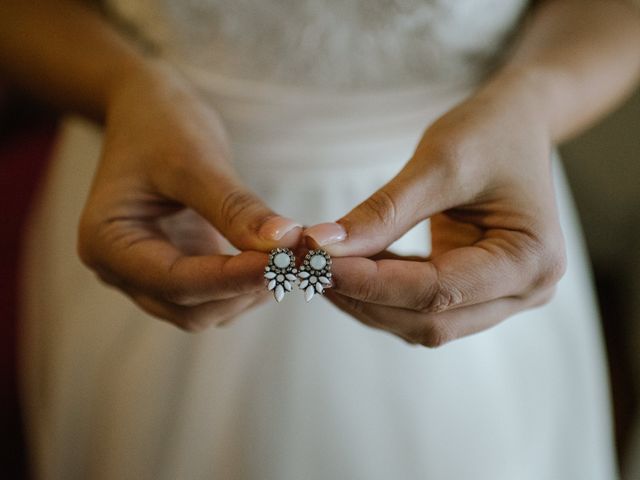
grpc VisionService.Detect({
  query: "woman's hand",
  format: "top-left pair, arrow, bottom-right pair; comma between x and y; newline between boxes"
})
303,0 -> 640,347
78,63 -> 302,331
304,73 -> 567,347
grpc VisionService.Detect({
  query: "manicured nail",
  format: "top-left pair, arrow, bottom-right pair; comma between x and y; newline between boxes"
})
259,217 -> 302,241
304,222 -> 347,247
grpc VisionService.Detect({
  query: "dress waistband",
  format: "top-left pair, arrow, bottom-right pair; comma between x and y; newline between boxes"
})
176,61 -> 476,171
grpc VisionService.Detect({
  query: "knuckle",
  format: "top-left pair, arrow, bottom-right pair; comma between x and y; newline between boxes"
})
160,258 -> 203,306
534,244 -> 567,289
417,319 -> 454,349
77,218 -> 127,291
341,295 -> 368,315
515,229 -> 567,293
330,293 -> 375,325
218,188 -> 262,232
360,188 -> 398,229
532,286 -> 557,308
398,324 -> 428,346
416,277 -> 464,313
161,283 -> 197,306
219,260 -> 245,295
398,333 -> 421,346
353,279 -> 380,305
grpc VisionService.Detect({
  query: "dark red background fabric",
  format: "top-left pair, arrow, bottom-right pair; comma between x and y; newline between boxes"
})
0,89 -> 57,480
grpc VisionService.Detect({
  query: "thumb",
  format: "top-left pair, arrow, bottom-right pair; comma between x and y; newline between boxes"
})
167,164 -> 302,252
304,161 -> 452,257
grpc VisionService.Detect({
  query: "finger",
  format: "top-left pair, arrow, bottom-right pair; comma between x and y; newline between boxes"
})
81,220 -> 270,306
303,159 -> 456,256
369,249 -> 428,262
330,234 -> 565,312
326,286 -> 555,348
131,291 -> 268,332
155,158 -> 302,251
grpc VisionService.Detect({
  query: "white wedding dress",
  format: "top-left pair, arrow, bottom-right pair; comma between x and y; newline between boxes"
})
20,1 -> 621,479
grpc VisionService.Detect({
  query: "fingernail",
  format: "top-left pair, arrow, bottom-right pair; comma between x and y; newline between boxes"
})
259,217 -> 302,241
304,222 -> 347,247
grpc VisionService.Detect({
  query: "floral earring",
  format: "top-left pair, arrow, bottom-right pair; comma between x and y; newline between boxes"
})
298,249 -> 332,302
264,248 -> 298,303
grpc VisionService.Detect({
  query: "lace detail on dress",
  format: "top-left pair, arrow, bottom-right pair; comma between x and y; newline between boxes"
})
105,0 -> 530,90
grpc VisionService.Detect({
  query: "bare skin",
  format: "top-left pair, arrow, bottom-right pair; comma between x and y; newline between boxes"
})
1,0 -> 639,339
78,64 -> 305,331
1,1 -> 303,331
304,0 -> 640,346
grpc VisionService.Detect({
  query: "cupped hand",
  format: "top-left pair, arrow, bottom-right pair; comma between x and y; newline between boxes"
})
304,79 -> 567,347
78,62 -> 302,331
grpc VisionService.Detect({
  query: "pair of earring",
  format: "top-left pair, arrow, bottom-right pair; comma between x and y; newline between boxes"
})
264,248 -> 332,303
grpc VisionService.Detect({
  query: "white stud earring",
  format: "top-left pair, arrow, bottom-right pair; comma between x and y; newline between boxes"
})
298,249 -> 332,302
264,248 -> 297,303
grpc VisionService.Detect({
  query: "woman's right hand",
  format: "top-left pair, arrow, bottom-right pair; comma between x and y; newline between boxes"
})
78,62 -> 302,331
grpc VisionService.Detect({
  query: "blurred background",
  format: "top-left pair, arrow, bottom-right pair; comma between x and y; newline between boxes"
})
561,89 -> 640,478
0,85 -> 639,478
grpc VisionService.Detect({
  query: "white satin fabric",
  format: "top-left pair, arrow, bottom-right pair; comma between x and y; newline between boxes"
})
21,1 -> 620,479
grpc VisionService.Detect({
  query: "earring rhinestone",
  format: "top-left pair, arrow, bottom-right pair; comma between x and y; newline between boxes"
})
298,249 -> 332,302
264,248 -> 297,303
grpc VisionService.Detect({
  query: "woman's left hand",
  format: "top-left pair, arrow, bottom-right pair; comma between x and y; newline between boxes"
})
303,74 -> 567,347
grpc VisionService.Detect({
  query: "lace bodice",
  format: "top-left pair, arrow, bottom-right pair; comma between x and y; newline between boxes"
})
106,0 -> 531,91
